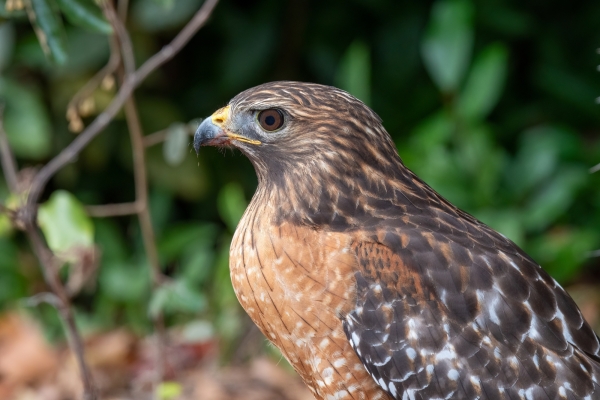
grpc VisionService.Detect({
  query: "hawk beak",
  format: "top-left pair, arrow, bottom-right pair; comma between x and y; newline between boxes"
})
194,105 -> 261,154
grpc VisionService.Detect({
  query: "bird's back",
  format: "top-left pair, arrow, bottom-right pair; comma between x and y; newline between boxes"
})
340,167 -> 600,399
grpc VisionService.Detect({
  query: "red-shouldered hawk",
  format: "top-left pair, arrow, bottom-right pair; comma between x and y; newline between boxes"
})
194,81 -> 600,400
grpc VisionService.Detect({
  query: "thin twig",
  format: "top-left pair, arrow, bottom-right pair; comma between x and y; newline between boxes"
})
124,94 -> 170,385
107,0 -> 169,385
143,125 -> 198,148
85,201 -> 141,217
122,98 -> 162,280
25,223 -> 97,400
25,0 -> 220,215
0,105 -> 19,192
23,292 -> 63,308
117,0 -> 129,21
590,163 -> 600,174
103,0 -> 162,284
142,128 -> 169,147
0,202 -> 15,216
104,2 -> 135,76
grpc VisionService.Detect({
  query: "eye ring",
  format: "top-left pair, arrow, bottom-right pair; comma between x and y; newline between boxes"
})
257,109 -> 285,132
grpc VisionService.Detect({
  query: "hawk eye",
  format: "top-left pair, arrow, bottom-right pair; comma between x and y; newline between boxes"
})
257,109 -> 284,131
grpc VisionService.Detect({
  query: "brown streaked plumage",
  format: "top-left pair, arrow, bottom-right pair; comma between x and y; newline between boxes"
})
194,81 -> 600,400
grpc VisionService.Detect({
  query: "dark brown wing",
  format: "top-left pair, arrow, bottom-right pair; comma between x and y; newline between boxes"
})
342,199 -> 600,400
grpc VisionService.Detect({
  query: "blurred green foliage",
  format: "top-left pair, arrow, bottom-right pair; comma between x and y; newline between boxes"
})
37,190 -> 94,255
0,0 -> 598,352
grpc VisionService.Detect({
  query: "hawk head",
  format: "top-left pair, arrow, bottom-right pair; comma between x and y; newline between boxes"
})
194,81 -> 431,229
194,81 -> 402,183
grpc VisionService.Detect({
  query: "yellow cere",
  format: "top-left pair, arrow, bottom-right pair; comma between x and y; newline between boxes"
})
211,105 -> 261,145
211,105 -> 230,127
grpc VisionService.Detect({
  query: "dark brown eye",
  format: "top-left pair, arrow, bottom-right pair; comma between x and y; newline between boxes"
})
257,109 -> 284,131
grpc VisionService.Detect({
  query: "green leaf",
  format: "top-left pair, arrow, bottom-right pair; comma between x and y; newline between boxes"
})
99,261 -> 150,302
29,0 -> 68,64
474,208 -> 524,246
148,279 -> 207,318
0,180 -> 9,237
0,237 -> 18,270
0,211 -> 11,237
163,122 -> 189,166
454,125 -> 506,206
217,182 -> 247,232
402,112 -> 472,207
404,111 -> 454,154
94,219 -> 128,263
156,382 -> 182,400
508,126 -> 577,198
158,223 -> 217,263
536,65 -> 600,119
0,78 -> 52,159
146,145 -> 208,201
181,245 -> 214,285
55,0 -> 111,34
181,320 -> 214,343
523,166 -> 588,231
37,190 -> 94,255
421,0 -> 473,93
0,272 -> 26,303
215,305 -> 242,342
458,43 -> 508,120
148,189 -> 173,235
157,223 -> 218,285
212,233 -> 238,309
528,228 -> 599,283
335,40 -> 371,105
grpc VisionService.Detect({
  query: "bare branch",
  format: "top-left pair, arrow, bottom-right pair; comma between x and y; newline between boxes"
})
26,0 -> 220,214
0,202 -> 15,217
108,0 -> 170,383
0,105 -> 19,192
123,95 -> 170,383
23,292 -> 63,308
105,0 -> 164,298
143,128 -> 169,147
25,223 -> 97,400
85,201 -> 141,217
590,163 -> 600,174
124,99 -> 162,271
143,124 -> 199,147
117,0 -> 129,21
103,1 -> 135,75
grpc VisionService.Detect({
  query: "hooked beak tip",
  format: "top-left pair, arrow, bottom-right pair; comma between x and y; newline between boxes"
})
193,117 -> 221,153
